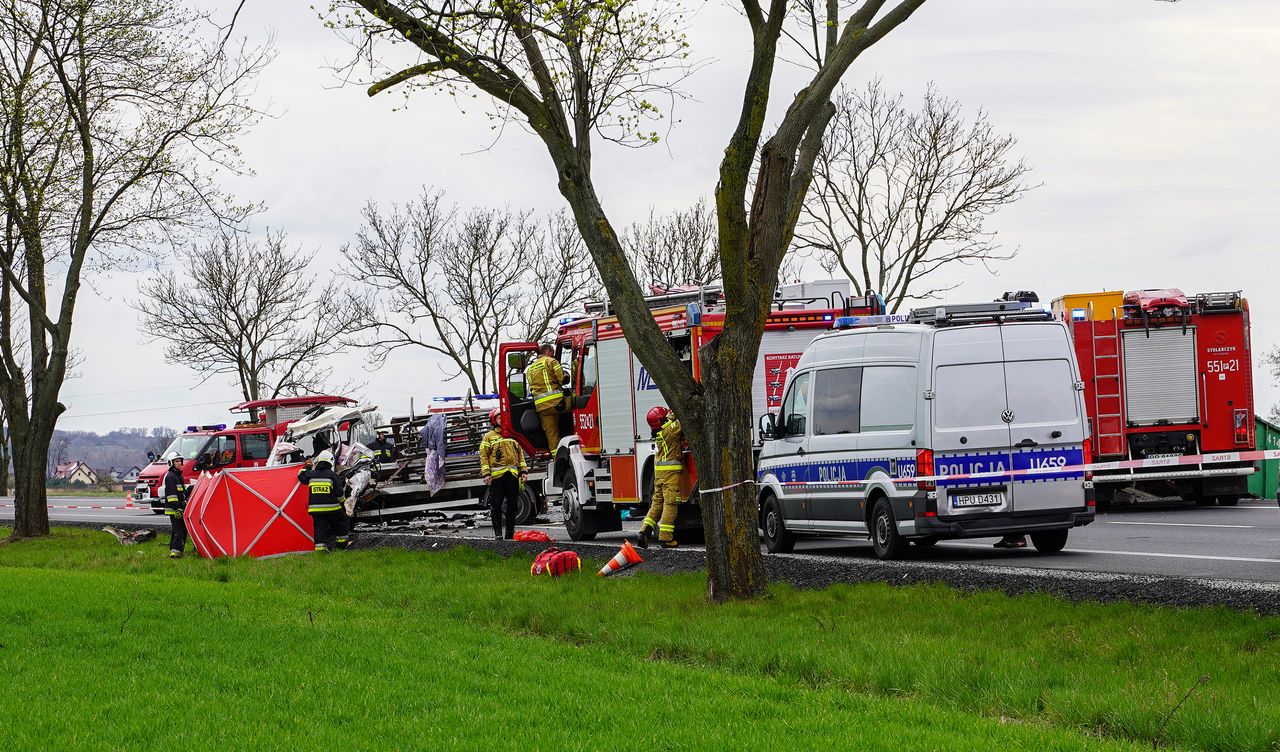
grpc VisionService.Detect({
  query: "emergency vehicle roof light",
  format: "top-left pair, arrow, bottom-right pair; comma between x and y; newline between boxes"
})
999,291 -> 1040,304
833,314 -> 904,330
185,424 -> 226,432
909,301 -> 1052,327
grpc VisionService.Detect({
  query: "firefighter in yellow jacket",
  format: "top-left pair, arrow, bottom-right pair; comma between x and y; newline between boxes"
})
526,343 -> 565,453
637,406 -> 683,549
480,408 -> 528,540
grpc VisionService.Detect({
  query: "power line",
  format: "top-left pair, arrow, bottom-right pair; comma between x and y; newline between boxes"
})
61,384 -> 195,399
63,399 -> 230,416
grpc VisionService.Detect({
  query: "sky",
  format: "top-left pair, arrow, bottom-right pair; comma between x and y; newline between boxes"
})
57,0 -> 1280,433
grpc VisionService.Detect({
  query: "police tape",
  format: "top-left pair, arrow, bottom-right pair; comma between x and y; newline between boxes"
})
776,448 -> 1280,487
0,502 -> 148,510
697,479 -> 758,495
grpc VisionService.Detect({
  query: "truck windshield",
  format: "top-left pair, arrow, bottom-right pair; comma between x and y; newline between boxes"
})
163,434 -> 212,460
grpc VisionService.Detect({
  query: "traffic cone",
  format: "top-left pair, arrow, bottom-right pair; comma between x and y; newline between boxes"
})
597,540 -> 644,577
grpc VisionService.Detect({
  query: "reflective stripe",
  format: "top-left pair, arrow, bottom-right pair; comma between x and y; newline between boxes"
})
165,496 -> 180,503
490,464 -> 520,477
642,516 -> 657,528
309,504 -> 342,512
532,389 -> 561,405
659,523 -> 676,532
309,480 -> 334,494
655,461 -> 683,470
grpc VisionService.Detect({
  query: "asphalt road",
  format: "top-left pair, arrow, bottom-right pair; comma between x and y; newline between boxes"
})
6,495 -> 1279,584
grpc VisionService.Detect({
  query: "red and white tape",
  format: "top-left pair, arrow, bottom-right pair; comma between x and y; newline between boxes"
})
778,448 -> 1280,488
0,502 -> 148,510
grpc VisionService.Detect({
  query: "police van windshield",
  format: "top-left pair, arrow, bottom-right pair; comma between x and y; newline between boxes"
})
162,435 -> 212,461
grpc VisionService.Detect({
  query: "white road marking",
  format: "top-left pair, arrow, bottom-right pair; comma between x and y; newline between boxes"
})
1104,520 -> 1255,529
943,541 -> 1279,564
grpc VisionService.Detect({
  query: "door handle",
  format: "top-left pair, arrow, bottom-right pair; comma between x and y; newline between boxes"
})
1016,438 -> 1038,448
796,448 -> 806,456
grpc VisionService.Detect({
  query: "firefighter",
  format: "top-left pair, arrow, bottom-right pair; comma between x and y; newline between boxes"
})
367,428 -> 397,463
636,406 -> 683,549
299,450 -> 348,552
479,408 -> 528,540
526,343 -> 566,453
162,452 -> 189,559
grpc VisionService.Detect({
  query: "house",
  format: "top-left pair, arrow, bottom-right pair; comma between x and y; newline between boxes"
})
51,462 -> 98,485
108,466 -> 142,484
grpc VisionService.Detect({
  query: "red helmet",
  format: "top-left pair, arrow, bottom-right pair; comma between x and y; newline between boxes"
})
645,406 -> 670,431
489,408 -> 501,427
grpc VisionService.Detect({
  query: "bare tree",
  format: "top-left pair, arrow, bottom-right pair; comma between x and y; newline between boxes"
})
343,189 -> 599,394
327,0 -> 929,600
796,81 -> 1035,312
624,199 -> 719,290
1266,346 -> 1280,422
0,402 -> 8,495
134,232 -> 354,403
0,0 -> 266,539
45,435 -> 69,479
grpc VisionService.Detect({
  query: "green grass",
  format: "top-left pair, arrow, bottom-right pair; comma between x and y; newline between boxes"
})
42,486 -> 128,497
1,529 -> 1277,751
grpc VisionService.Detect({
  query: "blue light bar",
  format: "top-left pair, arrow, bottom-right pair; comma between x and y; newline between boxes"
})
1071,308 -> 1087,321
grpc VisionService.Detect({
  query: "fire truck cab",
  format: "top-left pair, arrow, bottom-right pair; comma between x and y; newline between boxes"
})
133,395 -> 357,512
498,281 -> 883,540
1060,289 -> 1255,507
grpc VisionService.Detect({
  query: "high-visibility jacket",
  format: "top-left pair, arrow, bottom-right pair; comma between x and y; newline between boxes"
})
654,418 -> 684,475
479,429 -> 528,478
527,355 -> 565,408
298,466 -> 346,513
367,438 -> 396,462
163,468 -> 188,517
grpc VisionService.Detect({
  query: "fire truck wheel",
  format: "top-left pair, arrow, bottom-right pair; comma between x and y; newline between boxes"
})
516,486 -> 538,525
870,498 -> 907,560
561,467 -> 596,541
1030,529 -> 1069,553
761,494 -> 795,554
1194,496 -> 1215,507
1216,496 -> 1240,507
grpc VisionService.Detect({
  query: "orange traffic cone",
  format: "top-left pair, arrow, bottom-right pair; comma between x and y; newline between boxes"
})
597,540 -> 644,577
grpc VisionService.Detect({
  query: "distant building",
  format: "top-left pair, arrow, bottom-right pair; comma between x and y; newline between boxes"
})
51,462 -> 98,485
115,466 -> 142,484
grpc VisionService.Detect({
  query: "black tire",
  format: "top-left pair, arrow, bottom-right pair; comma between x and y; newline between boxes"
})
761,494 -> 795,554
1217,496 -> 1240,507
870,498 -> 908,560
561,467 -> 595,541
1030,529 -> 1069,553
913,536 -> 939,547
516,486 -> 538,525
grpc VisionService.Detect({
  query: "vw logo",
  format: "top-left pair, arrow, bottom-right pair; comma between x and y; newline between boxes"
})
1001,409 -> 1015,423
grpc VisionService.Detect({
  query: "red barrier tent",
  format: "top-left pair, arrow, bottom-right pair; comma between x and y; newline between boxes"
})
185,464 -> 313,558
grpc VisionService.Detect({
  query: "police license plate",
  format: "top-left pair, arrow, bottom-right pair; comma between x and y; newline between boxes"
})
952,491 -> 1006,508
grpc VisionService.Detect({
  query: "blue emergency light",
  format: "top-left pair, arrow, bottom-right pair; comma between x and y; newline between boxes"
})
185,424 -> 226,432
1071,308 -> 1087,321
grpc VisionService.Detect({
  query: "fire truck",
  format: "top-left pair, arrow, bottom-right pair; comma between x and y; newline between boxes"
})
1057,289 -> 1255,507
133,395 -> 356,513
495,281 -> 885,540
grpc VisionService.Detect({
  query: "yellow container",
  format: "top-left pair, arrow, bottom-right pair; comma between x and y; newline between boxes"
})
1051,291 -> 1125,321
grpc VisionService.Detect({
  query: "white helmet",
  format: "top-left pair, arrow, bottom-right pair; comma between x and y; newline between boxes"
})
163,451 -> 183,465
314,450 -> 336,467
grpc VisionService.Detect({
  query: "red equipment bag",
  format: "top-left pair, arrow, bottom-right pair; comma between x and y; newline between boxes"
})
513,530 -> 552,542
530,547 -> 582,577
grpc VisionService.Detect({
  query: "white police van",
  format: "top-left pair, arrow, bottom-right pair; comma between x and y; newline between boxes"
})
756,297 -> 1095,559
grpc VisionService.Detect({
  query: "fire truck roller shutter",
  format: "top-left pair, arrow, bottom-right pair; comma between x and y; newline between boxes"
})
597,338 -> 636,453
1122,327 -> 1199,425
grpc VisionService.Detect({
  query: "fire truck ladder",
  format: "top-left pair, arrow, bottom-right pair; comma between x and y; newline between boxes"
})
1090,304 -> 1125,457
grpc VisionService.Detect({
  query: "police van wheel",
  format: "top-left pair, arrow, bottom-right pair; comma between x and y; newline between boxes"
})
761,495 -> 795,554
871,498 -> 907,560
1029,529 -> 1069,553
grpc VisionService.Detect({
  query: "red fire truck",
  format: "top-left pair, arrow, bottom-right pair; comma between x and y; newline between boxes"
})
134,395 -> 356,512
1060,289 -> 1255,507
496,281 -> 885,540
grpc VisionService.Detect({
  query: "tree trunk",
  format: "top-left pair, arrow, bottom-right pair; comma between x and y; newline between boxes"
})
8,422 -> 50,538
0,441 -> 9,496
693,331 -> 769,600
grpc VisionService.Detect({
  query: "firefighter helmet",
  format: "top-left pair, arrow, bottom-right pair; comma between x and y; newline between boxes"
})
645,406 -> 670,431
314,450 -> 336,468
163,451 -> 183,467
488,408 -> 501,427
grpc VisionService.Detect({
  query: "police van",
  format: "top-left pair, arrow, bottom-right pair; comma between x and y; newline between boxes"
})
755,297 -> 1095,559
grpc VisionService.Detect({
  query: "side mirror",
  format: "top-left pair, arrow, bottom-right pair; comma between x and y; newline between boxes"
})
758,413 -> 777,441
507,352 -> 525,369
146,450 -> 157,463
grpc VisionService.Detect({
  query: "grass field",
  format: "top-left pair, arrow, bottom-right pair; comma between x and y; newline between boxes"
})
1,529 -> 1277,751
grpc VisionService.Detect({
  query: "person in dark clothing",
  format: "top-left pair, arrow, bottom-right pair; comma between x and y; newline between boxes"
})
367,429 -> 397,463
299,450 -> 348,552
479,409 -> 528,539
162,452 -> 190,559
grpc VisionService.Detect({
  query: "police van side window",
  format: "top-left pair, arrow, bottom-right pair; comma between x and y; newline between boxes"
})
813,367 -> 861,435
861,366 -> 916,432
780,371 -> 811,437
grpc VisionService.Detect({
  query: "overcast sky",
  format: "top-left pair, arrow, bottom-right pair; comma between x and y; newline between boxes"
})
57,0 -> 1280,433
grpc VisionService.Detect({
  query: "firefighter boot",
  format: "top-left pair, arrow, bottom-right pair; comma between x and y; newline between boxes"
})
635,525 -> 651,549
662,539 -> 679,549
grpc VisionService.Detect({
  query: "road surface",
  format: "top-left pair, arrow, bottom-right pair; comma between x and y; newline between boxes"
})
5,495 -> 1279,583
